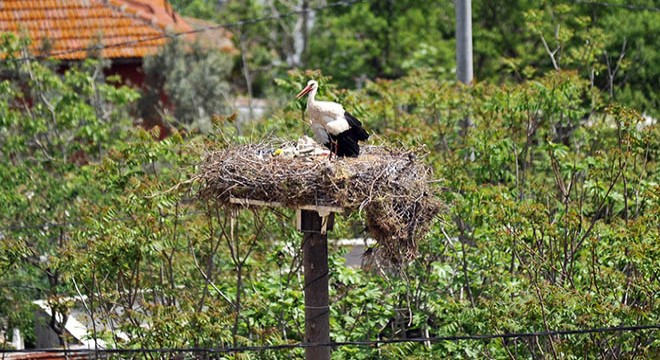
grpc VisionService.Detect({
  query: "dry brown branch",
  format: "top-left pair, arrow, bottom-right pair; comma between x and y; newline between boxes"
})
197,141 -> 442,263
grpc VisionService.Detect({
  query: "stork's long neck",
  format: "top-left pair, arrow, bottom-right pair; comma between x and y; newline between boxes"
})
306,87 -> 318,108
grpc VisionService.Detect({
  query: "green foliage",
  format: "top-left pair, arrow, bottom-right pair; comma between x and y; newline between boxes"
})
473,1 -> 659,116
254,69 -> 659,358
367,71 -> 659,358
172,0 -> 659,117
308,0 -> 455,87
0,33 -> 139,346
140,38 -> 232,133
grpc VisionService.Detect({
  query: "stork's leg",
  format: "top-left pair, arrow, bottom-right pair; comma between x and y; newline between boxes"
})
328,139 -> 338,160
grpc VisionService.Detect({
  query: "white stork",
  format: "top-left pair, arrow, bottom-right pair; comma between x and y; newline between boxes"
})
296,80 -> 369,157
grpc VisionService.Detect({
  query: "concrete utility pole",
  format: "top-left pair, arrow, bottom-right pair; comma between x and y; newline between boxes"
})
455,0 -> 474,142
455,0 -> 473,85
301,0 -> 309,67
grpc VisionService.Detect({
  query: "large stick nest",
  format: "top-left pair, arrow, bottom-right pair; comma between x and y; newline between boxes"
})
197,140 -> 442,262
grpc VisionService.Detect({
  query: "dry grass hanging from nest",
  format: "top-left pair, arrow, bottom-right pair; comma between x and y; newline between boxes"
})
197,140 -> 442,263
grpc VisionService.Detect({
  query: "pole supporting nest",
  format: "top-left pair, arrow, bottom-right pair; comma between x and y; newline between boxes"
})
299,209 -> 334,360
296,207 -> 337,234
227,197 -> 338,360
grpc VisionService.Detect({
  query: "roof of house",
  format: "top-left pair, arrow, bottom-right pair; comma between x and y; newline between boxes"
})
0,0 -> 194,60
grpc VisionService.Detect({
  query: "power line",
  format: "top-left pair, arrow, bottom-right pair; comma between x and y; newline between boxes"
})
1,0 -> 364,64
574,0 -> 660,12
1,324 -> 658,355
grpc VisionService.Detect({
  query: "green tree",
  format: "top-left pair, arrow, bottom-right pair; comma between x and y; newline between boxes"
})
0,33 -> 139,346
139,38 -> 232,134
173,1 -> 659,117
308,0 -> 455,87
476,1 -> 659,116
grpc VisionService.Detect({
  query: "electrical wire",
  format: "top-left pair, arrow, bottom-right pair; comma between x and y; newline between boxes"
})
1,0 -> 365,64
1,324 -> 657,354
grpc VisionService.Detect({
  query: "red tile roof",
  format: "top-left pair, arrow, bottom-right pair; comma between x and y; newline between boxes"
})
0,0 -> 194,60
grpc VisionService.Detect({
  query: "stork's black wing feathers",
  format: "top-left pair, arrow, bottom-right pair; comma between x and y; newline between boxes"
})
344,112 -> 369,141
330,132 -> 359,157
327,112 -> 369,157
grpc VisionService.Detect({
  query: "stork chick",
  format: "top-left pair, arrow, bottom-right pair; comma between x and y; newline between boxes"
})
296,80 -> 369,157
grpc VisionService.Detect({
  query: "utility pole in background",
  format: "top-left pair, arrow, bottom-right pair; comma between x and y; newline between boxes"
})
455,0 -> 474,139
456,0 -> 473,85
301,0 -> 309,67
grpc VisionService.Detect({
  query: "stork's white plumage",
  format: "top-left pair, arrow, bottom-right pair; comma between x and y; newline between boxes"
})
296,80 -> 369,157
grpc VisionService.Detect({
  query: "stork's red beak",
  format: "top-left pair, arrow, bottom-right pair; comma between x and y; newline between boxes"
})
296,84 -> 313,99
